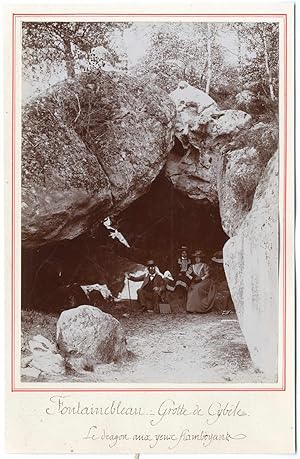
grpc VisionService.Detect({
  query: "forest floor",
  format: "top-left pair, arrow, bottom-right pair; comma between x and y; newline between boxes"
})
21,308 -> 266,384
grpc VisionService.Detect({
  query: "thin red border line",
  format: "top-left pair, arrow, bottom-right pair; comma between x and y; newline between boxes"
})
282,13 -> 288,392
13,387 -> 284,393
11,12 -> 16,392
14,13 -> 286,17
12,13 -> 287,392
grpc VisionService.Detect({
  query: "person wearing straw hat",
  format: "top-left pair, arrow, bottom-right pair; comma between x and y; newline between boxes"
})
211,250 -> 223,264
165,246 -> 191,296
210,250 -> 225,284
186,250 -> 216,313
210,249 -> 234,312
126,260 -> 164,312
177,246 -> 191,277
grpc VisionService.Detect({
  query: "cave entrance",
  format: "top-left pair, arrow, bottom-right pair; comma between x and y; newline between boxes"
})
116,173 -> 228,274
21,172 -> 231,313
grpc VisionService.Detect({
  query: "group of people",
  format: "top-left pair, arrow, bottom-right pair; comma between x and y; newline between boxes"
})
126,246 -> 223,313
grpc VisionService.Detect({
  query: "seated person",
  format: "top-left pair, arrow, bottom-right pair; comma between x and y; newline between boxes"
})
166,246 -> 191,293
177,245 -> 191,278
186,250 -> 216,313
126,260 -> 165,312
211,250 -> 234,311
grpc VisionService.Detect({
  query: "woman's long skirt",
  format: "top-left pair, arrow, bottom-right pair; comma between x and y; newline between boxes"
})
186,278 -> 216,313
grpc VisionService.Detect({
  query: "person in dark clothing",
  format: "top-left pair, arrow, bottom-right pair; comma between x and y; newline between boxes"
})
186,250 -> 216,313
126,260 -> 165,312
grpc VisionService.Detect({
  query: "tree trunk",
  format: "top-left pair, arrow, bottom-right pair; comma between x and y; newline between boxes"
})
205,23 -> 212,95
236,27 -> 242,69
63,38 -> 75,78
262,29 -> 275,101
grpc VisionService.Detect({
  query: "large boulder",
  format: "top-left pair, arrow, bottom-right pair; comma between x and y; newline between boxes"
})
217,122 -> 278,236
223,151 -> 278,380
56,305 -> 128,372
206,109 -> 251,138
165,144 -> 218,203
22,71 -> 176,248
166,81 -> 251,204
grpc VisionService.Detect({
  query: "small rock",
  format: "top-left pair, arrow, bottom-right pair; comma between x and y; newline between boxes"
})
31,351 -> 65,375
34,334 -> 54,348
21,355 -> 32,368
29,334 -> 56,353
27,334 -> 65,375
21,367 -> 41,379
207,110 -> 251,138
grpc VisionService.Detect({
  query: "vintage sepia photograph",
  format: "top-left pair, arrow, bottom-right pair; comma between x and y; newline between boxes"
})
20,20 -> 279,384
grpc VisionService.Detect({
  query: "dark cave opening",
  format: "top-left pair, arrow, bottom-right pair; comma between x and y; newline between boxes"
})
22,173 -> 229,312
116,173 -> 228,273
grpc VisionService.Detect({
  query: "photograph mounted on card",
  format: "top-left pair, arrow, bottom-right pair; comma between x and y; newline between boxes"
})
5,2 -> 295,454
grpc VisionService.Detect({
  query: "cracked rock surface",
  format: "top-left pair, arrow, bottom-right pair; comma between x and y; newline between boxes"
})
165,81 -> 252,206
22,70 -> 176,248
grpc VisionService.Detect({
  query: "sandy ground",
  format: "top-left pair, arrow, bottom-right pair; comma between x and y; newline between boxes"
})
41,311 -> 265,384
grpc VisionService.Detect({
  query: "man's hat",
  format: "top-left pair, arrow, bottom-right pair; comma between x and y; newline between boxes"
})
211,251 -> 223,264
147,259 -> 156,267
192,249 -> 205,258
179,245 -> 188,251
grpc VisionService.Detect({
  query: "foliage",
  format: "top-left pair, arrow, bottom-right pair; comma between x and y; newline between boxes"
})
132,23 -> 226,93
132,21 -> 279,110
22,22 -> 130,79
22,21 -> 279,114
238,23 -> 279,101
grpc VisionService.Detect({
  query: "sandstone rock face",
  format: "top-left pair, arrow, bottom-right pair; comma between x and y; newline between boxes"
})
207,109 -> 251,138
56,305 -> 128,372
165,146 -> 218,203
170,81 -> 216,118
217,122 -> 278,236
167,82 -> 279,379
223,151 -> 278,379
217,147 -> 261,235
22,71 -> 176,248
166,81 -> 251,204
22,334 -> 65,376
21,367 -> 41,379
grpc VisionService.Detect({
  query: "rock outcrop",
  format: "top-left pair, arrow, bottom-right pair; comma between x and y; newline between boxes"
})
22,71 -> 176,248
21,334 -> 65,378
21,75 -> 280,381
217,122 -> 278,236
167,81 -> 279,379
166,81 -> 251,204
56,305 -> 128,372
223,151 -> 279,379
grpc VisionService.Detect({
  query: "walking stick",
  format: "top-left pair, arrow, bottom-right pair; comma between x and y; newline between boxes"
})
127,277 -> 132,309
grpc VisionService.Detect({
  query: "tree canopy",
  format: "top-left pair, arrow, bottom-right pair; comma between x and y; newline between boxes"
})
22,20 -> 279,113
